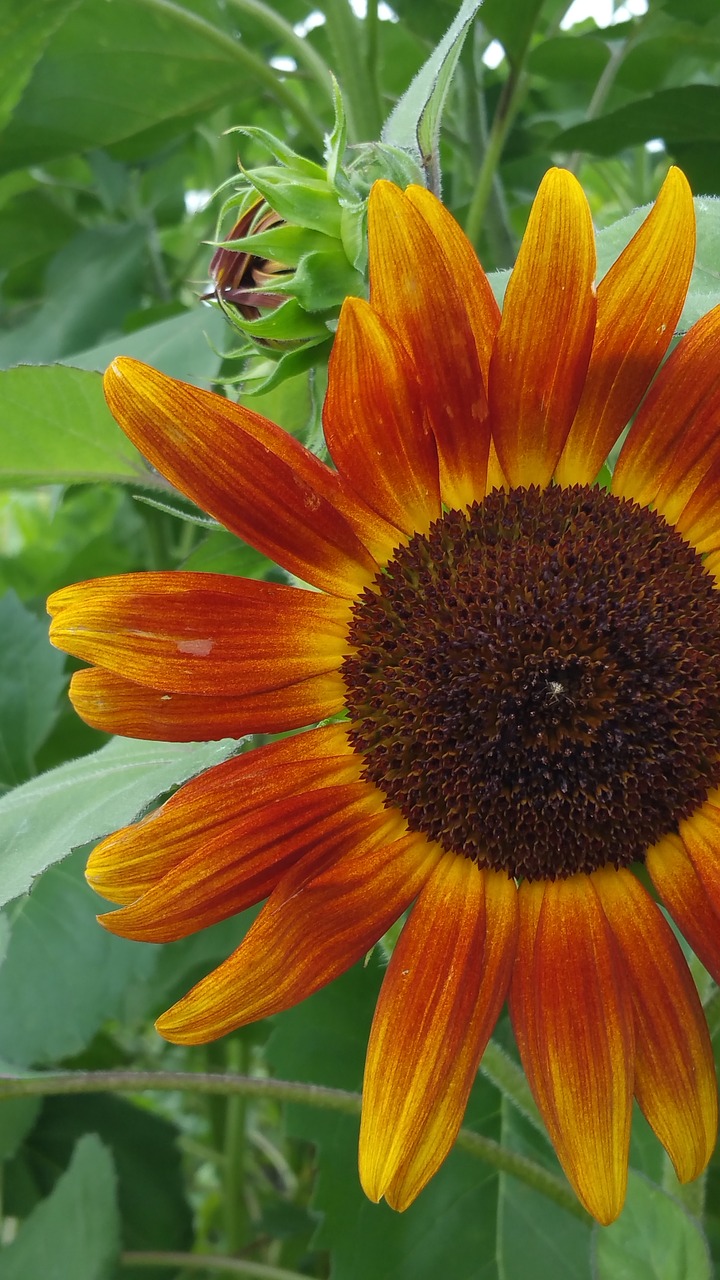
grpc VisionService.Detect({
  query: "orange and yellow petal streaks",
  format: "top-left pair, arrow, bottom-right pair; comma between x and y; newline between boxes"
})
595,867 -> 717,1184
556,166 -> 695,487
488,168 -> 597,490
156,824 -> 441,1044
69,666 -> 346,742
510,875 -> 634,1224
359,857 -> 517,1211
104,357 -> 397,596
86,723 -> 358,905
367,181 -> 491,509
48,573 -> 351,695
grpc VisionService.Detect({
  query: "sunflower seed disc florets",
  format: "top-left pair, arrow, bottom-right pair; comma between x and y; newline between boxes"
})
343,484 -> 720,880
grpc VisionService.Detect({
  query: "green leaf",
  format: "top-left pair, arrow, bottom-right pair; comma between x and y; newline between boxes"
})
0,365 -> 153,487
0,591 -> 66,791
0,735 -> 238,909
0,0 -> 79,135
0,1133 -> 119,1280
12,1095 -> 192,1266
63,305 -> 229,385
481,0 -> 547,64
497,1099 -> 591,1280
0,0 -> 301,175
0,224 -> 148,369
0,848 -> 156,1066
592,1172 -> 712,1280
0,1097 -> 41,1163
381,0 -> 483,192
269,958 -> 503,1280
555,85 -> 720,157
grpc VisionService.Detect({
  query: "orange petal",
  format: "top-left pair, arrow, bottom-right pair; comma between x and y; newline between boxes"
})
510,875 -> 633,1225
324,298 -> 440,535
68,666 -> 345,741
612,305 -> 720,540
595,866 -> 717,1184
98,780 -> 383,941
677,797 -> 720,936
359,857 -> 517,1210
86,723 -> 358,904
367,181 -> 490,509
556,167 -> 695,486
49,573 -> 350,694
488,168 -> 597,488
104,357 -> 397,597
647,832 -> 720,985
404,184 -> 501,384
156,825 -> 441,1044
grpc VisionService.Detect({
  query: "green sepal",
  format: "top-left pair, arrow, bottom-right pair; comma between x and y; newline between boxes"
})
283,247 -> 366,311
228,125 -> 327,181
240,337 -> 332,396
246,169 -> 344,238
230,295 -> 331,341
211,223 -> 336,269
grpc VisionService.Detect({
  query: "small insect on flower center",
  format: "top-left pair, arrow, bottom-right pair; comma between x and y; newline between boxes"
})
342,485 -> 720,880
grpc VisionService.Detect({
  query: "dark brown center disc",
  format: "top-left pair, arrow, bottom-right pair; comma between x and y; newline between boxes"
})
342,485 -> 720,880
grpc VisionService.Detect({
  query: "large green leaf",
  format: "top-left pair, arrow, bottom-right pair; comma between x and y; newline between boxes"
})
0,0 -> 80,135
0,224 -> 148,369
10,1094 -> 191,1275
0,365 -> 154,486
269,958 -> 502,1280
0,0 -> 305,175
0,734 -> 237,908
0,1134 -> 119,1280
64,305 -> 229,384
555,85 -> 720,157
0,591 -> 66,791
592,1172 -> 712,1280
0,848 -> 156,1066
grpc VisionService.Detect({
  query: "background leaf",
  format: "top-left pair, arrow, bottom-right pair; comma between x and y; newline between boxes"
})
0,366 -> 153,486
0,1133 -> 120,1280
0,735 -> 238,907
0,591 -> 65,792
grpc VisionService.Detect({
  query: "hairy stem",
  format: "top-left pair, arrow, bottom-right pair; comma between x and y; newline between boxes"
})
0,1069 -> 586,1220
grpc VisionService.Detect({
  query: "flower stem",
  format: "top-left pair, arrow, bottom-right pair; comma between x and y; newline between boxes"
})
121,1251 -> 311,1278
136,0 -> 327,146
480,1039 -> 544,1135
222,0 -> 335,106
224,1042 -> 250,1254
0,1069 -> 586,1220
464,59 -> 526,248
322,0 -> 383,142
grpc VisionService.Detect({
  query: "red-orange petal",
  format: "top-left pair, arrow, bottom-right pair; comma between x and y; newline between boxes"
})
556,167 -> 695,486
86,723 -> 357,904
68,666 -> 345,741
359,858 -> 517,1211
612,305 -> 720,536
98,780 -> 383,941
677,797 -> 720,944
404,184 -> 501,384
104,357 -> 397,597
155,824 -> 441,1044
595,867 -> 717,1183
367,181 -> 490,509
510,875 -> 634,1224
488,168 -> 597,489
324,297 -> 440,535
647,832 -> 720,985
48,573 -> 350,694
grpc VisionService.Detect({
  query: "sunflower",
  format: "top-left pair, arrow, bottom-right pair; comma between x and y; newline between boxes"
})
48,167 -> 720,1225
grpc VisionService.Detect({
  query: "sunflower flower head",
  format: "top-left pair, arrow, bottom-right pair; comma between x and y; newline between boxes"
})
49,166 -> 720,1226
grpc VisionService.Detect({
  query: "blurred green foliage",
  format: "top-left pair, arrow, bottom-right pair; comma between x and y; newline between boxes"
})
1,1 -> 720,1277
